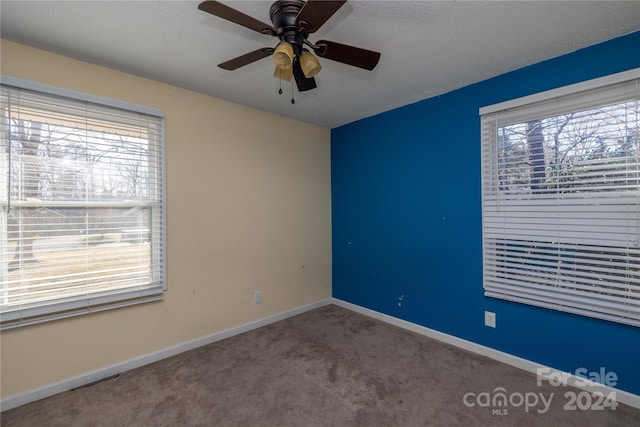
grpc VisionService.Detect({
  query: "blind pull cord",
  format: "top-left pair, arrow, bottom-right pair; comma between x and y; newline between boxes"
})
7,117 -> 11,212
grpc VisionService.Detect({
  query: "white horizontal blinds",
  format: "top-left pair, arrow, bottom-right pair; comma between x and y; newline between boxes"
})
0,82 -> 165,329
481,72 -> 640,327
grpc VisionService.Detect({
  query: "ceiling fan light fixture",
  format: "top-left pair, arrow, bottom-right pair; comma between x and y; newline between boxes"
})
199,0 -> 381,95
273,41 -> 294,69
274,65 -> 293,82
299,50 -> 322,78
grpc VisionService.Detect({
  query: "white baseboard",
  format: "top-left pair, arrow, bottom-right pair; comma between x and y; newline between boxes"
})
0,298 -> 332,412
5,297 -> 638,412
331,298 -> 640,410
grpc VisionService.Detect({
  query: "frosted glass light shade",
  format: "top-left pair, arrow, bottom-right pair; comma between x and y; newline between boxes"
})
273,42 -> 294,70
299,51 -> 322,78
274,66 -> 293,82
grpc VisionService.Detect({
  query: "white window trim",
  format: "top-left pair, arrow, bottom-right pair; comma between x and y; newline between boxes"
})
0,75 -> 164,117
0,75 -> 167,329
480,68 -> 640,116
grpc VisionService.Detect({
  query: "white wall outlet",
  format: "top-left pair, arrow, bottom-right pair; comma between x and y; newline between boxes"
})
254,291 -> 262,304
485,311 -> 496,328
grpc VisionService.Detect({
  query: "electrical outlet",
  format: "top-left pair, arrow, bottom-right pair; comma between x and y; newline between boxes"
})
485,311 -> 496,328
254,291 -> 262,304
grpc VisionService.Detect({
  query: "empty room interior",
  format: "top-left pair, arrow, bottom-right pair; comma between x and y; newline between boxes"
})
1,1 -> 640,425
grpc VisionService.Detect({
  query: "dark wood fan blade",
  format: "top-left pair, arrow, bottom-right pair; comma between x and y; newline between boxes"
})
295,0 -> 347,33
293,60 -> 317,92
199,1 -> 277,36
314,39 -> 380,70
218,48 -> 274,70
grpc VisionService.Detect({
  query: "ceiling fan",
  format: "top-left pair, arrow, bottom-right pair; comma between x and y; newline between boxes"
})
198,0 -> 381,92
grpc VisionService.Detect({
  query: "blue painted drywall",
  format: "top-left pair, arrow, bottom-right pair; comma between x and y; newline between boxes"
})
332,31 -> 640,395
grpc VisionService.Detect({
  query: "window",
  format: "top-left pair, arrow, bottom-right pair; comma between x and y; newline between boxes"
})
0,76 -> 165,329
480,69 -> 640,327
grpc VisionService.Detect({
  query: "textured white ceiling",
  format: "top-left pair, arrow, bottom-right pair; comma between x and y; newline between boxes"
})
1,1 -> 640,128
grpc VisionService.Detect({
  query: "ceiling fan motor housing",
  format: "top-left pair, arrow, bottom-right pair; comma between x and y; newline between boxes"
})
270,0 -> 307,51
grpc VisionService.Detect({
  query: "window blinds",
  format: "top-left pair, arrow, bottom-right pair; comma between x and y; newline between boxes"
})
0,77 -> 165,329
480,69 -> 640,327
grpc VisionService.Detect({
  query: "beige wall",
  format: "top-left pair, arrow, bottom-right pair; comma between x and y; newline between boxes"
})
0,40 -> 332,399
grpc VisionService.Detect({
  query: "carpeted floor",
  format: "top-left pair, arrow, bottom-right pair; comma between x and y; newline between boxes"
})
1,305 -> 639,426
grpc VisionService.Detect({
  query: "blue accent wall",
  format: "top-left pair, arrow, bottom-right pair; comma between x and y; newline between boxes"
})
331,31 -> 640,395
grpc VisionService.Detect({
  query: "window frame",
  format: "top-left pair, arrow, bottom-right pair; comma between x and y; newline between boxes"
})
480,68 -> 640,327
0,75 -> 166,329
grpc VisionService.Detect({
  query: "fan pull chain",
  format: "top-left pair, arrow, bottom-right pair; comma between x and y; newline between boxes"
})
275,69 -> 294,103
291,77 -> 295,104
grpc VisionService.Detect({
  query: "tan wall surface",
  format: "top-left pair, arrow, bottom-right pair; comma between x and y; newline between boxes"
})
0,40 -> 332,398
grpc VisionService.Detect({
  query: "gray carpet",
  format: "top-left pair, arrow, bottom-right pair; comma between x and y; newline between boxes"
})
2,305 -> 639,426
